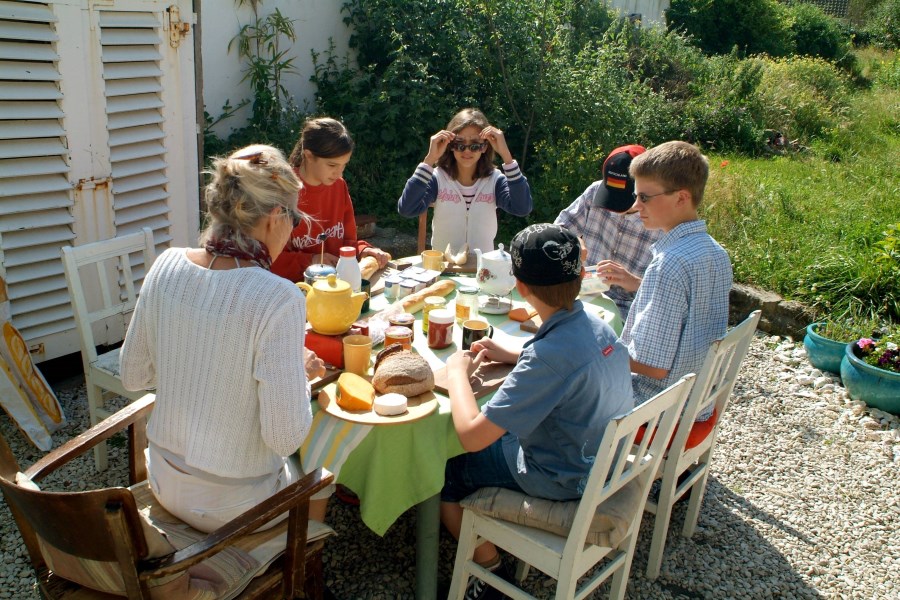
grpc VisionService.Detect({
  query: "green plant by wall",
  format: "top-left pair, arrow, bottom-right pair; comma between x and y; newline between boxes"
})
228,1 -> 298,131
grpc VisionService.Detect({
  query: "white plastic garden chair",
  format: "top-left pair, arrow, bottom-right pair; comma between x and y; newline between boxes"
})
61,228 -> 156,471
448,374 -> 695,600
643,309 -> 762,579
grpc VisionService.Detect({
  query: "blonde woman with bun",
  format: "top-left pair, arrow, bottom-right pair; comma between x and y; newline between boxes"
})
120,144 -> 332,533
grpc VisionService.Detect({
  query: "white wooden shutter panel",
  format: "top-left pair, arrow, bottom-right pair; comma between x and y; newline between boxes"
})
100,9 -> 172,247
0,0 -> 75,343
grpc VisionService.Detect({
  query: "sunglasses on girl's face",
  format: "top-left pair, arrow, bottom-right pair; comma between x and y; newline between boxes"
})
449,141 -> 488,153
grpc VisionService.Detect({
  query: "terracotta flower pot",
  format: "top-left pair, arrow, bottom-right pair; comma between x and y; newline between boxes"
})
840,342 -> 900,415
803,322 -> 846,374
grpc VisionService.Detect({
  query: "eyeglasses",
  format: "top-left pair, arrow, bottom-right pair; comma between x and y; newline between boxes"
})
449,141 -> 488,153
283,208 -> 301,228
632,189 -> 677,203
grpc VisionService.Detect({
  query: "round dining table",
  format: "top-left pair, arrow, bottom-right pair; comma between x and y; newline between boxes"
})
299,262 -> 623,599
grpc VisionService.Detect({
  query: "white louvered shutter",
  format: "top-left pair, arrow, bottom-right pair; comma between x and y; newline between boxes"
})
0,0 -> 75,352
0,0 -> 198,362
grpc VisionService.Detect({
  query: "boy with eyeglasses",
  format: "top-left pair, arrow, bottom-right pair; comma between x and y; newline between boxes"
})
554,144 -> 661,319
621,141 -> 733,421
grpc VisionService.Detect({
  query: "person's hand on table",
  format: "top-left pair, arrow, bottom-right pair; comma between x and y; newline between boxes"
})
469,338 -> 520,365
447,349 -> 484,380
361,247 -> 391,269
304,348 -> 327,380
595,259 -> 641,293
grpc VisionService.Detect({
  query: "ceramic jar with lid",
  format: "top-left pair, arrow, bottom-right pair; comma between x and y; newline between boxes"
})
427,309 -> 454,349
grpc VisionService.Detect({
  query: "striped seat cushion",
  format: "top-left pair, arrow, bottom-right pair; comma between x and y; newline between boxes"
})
461,480 -> 641,548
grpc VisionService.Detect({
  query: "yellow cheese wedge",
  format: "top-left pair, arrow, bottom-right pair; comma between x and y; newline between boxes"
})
336,372 -> 375,411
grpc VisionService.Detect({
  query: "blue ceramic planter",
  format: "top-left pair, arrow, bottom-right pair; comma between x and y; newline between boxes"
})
803,323 -> 846,374
840,342 -> 900,415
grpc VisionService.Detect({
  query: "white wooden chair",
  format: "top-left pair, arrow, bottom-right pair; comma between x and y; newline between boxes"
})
643,310 -> 762,579
61,228 -> 156,471
448,375 -> 695,600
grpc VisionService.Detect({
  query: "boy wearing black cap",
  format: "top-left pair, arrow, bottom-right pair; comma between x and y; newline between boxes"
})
554,144 -> 661,318
440,223 -> 633,597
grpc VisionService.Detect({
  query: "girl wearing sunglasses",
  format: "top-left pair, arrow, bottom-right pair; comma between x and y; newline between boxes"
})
398,108 -> 533,258
270,117 -> 392,282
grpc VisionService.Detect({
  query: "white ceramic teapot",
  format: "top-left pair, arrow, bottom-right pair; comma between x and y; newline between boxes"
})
474,244 -> 516,297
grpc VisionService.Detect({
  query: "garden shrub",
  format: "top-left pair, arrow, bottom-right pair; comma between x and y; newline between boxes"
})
666,0 -> 794,57
783,1 -> 857,71
756,56 -> 851,142
864,0 -> 900,49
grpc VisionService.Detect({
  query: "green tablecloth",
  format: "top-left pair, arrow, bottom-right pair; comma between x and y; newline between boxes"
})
300,272 -> 622,536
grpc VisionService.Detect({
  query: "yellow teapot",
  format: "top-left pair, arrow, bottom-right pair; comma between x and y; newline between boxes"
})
296,274 -> 368,335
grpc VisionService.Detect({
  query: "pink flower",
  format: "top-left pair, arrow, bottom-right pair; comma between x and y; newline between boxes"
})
857,338 -> 875,351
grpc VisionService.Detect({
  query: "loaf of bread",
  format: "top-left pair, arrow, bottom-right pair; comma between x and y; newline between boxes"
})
359,256 -> 380,280
372,344 -> 435,397
336,372 -> 376,411
401,279 -> 457,314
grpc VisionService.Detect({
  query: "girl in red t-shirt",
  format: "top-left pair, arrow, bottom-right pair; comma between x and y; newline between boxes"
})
271,117 -> 391,282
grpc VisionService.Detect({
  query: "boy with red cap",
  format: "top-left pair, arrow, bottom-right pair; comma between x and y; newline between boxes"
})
555,144 -> 661,318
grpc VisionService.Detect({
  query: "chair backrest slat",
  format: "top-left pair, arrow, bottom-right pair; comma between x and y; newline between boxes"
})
61,228 -> 156,366
669,310 -> 762,454
565,375 -> 695,551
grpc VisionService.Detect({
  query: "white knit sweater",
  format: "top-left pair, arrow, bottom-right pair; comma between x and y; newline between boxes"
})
120,248 -> 312,479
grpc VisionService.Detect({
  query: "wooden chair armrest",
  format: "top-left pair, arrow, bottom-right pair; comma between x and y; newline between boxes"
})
25,393 -> 155,483
145,467 -> 334,577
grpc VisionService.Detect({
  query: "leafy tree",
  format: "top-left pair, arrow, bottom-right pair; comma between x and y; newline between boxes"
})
666,0 -> 794,57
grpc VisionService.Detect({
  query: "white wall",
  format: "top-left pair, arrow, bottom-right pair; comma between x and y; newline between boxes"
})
200,0 -> 352,137
608,0 -> 670,27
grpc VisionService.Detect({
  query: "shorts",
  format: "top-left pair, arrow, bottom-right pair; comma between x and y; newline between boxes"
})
440,440 -> 524,503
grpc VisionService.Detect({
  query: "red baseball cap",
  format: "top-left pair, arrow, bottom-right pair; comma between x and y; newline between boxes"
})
592,144 -> 646,212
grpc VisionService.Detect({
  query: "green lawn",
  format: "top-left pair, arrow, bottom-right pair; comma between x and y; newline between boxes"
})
701,66 -> 900,323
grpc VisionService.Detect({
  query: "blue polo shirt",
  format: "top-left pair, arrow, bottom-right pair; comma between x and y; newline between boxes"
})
482,300 -> 633,500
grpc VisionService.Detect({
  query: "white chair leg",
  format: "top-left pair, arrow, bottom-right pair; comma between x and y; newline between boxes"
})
448,510 -> 478,600
682,463 -> 712,538
646,470 -> 680,580
608,542 -> 636,600
85,381 -> 108,471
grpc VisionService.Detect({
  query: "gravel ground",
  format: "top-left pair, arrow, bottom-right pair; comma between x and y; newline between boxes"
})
2,333 -> 899,599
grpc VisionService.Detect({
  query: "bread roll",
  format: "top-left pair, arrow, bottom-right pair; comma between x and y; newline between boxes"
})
372,344 -> 435,397
401,279 -> 457,314
359,256 -> 380,280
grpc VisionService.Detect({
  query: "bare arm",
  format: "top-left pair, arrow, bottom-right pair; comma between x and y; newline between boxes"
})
446,350 -> 507,452
630,357 -> 669,380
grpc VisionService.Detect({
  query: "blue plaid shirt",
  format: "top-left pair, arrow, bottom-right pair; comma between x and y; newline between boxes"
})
621,220 -> 733,417
555,181 -> 660,318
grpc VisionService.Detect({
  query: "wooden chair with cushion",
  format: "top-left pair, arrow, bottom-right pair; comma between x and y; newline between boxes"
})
61,227 -> 157,471
0,393 -> 334,600
448,375 -> 695,600
642,310 -> 762,579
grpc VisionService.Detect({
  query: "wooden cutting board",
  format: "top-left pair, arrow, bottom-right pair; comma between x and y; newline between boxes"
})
520,315 -> 543,333
433,360 -> 515,399
317,382 -> 438,425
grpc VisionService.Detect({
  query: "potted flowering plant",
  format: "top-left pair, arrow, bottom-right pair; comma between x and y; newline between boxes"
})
841,333 -> 900,415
